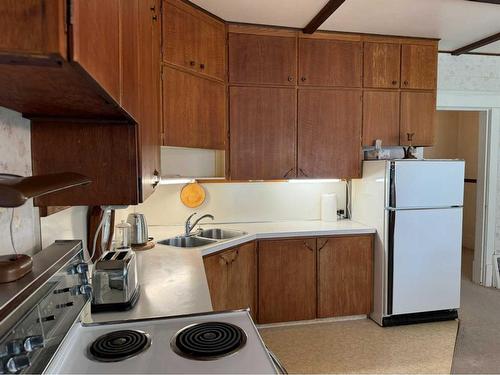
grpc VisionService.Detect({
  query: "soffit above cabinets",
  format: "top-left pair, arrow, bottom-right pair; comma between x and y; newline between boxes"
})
190,0 -> 500,54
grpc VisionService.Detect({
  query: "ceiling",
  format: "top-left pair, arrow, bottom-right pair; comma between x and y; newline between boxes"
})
190,0 -> 500,54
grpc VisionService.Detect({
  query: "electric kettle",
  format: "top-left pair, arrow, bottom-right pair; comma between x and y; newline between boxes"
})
126,213 -> 149,246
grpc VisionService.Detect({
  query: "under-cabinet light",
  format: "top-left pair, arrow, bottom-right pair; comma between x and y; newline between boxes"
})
159,178 -> 196,185
288,179 -> 342,183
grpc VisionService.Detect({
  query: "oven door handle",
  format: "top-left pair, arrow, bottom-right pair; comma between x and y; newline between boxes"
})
266,346 -> 288,374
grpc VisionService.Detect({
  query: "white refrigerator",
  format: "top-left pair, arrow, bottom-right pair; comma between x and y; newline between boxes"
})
352,160 -> 465,326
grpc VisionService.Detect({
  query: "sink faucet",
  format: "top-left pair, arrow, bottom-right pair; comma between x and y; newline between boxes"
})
185,213 -> 214,236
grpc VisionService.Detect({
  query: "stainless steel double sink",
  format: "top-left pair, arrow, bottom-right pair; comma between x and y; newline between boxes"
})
158,229 -> 247,248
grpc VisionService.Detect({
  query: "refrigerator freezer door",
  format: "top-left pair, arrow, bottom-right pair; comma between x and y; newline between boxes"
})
392,161 -> 465,209
391,207 -> 462,315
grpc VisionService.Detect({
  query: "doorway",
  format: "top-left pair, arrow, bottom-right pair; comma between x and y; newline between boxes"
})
426,111 -> 480,282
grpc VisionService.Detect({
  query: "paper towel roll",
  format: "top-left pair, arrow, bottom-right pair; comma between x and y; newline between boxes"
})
321,193 -> 338,222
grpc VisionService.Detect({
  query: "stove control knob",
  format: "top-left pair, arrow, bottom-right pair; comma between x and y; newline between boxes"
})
5,354 -> 30,374
71,284 -> 92,296
5,340 -> 24,355
75,262 -> 89,274
23,335 -> 44,352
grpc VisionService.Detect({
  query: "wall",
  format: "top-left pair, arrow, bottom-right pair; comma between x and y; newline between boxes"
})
0,107 -> 88,255
123,181 -> 347,227
438,52 -> 500,283
0,107 -> 40,256
426,110 -> 480,249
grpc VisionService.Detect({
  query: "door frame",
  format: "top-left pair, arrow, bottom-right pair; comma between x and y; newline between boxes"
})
437,90 -> 500,287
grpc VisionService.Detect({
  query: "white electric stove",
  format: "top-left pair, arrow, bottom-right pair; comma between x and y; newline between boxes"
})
46,310 -> 280,374
0,241 -> 285,374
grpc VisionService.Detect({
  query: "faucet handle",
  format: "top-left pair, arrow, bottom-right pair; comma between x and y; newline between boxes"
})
186,212 -> 197,223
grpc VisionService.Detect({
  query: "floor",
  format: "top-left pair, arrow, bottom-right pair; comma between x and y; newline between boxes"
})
260,318 -> 457,374
451,248 -> 500,374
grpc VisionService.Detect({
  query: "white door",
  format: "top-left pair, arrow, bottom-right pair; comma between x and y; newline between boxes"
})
392,161 -> 465,208
391,207 -> 462,315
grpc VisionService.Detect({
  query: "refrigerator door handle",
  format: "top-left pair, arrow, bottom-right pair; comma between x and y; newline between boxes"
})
387,209 -> 395,316
389,163 -> 396,208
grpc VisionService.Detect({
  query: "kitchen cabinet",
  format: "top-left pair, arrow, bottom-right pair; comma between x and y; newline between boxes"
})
400,91 -> 436,146
258,239 -> 317,324
228,32 -> 297,85
30,0 -> 162,206
229,86 -> 296,180
318,236 -> 373,318
163,66 -> 226,150
362,90 -> 400,147
401,44 -> 437,90
203,242 -> 257,319
163,0 -> 226,81
298,89 -> 362,179
363,42 -> 401,89
298,38 -> 362,87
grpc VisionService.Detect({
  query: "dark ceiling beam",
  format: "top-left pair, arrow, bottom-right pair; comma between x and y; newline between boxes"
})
467,0 -> 500,4
451,32 -> 500,55
303,0 -> 346,34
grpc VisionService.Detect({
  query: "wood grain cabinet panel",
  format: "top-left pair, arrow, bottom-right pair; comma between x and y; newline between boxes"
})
258,239 -> 316,324
400,91 -> 436,146
298,89 -> 362,179
363,90 -> 400,147
163,0 -> 225,80
401,44 -> 437,90
163,66 -> 226,149
203,242 -> 257,319
72,0 -> 121,102
298,38 -> 362,87
363,42 -> 401,89
318,236 -> 373,318
228,33 -> 297,85
229,87 -> 296,180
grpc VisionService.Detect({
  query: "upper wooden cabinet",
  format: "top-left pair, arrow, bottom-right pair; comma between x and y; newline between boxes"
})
229,86 -> 297,180
362,90 -> 400,147
318,236 -> 373,318
228,32 -> 297,85
163,66 -> 226,150
401,44 -> 438,90
0,0 -> 67,57
258,239 -> 317,324
400,91 -> 436,146
363,42 -> 401,89
163,0 -> 226,81
298,89 -> 362,179
203,242 -> 257,319
298,37 -> 362,87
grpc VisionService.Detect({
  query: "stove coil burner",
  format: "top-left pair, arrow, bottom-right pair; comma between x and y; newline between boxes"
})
171,322 -> 247,360
88,330 -> 151,362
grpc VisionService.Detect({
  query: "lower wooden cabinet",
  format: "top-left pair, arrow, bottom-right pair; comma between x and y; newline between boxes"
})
317,236 -> 373,318
203,235 -> 373,324
203,242 -> 257,318
258,238 -> 317,324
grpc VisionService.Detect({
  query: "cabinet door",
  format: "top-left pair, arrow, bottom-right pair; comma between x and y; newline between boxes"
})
299,38 -> 362,87
258,239 -> 316,323
401,44 -> 437,90
72,0 -> 121,102
203,242 -> 257,319
229,87 -> 296,180
137,0 -> 161,200
363,42 -> 401,89
298,89 -> 362,178
163,0 -> 225,80
318,236 -> 373,318
400,91 -> 436,146
362,90 -> 400,147
163,67 -> 226,149
228,33 -> 297,85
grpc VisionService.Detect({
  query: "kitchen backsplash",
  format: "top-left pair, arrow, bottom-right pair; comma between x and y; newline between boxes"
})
122,181 -> 347,226
0,107 -> 40,256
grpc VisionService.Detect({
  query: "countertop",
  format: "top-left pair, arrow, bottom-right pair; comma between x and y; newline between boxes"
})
89,220 -> 375,323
